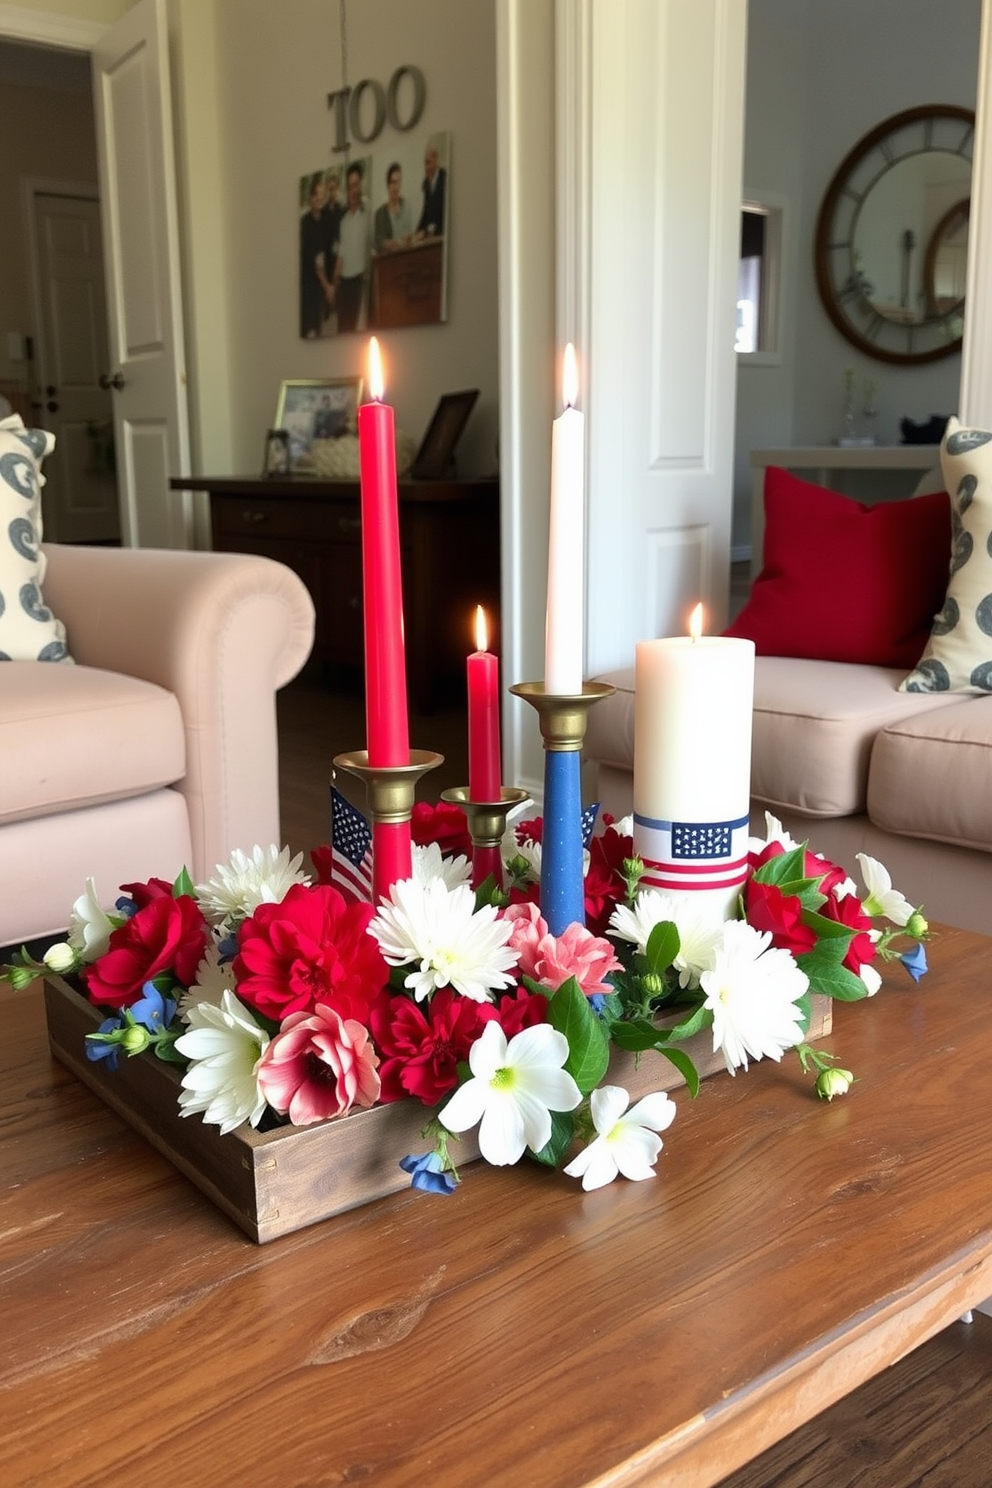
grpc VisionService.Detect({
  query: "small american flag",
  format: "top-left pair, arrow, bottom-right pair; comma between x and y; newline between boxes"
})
330,787 -> 374,902
581,802 -> 600,848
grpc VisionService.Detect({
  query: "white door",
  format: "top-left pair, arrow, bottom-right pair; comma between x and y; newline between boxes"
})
91,0 -> 191,548
31,190 -> 120,544
584,0 -> 747,673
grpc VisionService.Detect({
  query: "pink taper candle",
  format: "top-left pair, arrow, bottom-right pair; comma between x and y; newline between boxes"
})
358,336 -> 411,899
467,605 -> 502,801
467,604 -> 503,889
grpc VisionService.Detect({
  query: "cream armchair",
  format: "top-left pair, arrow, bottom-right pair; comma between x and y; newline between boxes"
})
1,544 -> 315,945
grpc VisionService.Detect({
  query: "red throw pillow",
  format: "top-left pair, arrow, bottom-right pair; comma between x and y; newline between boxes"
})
724,467 -> 951,667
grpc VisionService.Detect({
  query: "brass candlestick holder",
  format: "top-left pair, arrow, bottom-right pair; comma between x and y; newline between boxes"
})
332,748 -> 445,819
440,786 -> 532,853
508,680 -> 617,747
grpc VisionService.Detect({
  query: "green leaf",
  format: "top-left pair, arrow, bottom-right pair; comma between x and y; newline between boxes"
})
800,907 -> 854,939
610,1016 -> 672,1053
662,1002 -> 711,1042
473,874 -> 506,909
656,1045 -> 701,1098
751,842 -> 808,886
173,866 -> 195,899
521,974 -> 552,1000
796,937 -> 869,1001
546,977 -> 609,1095
645,919 -> 680,975
529,1109 -> 575,1168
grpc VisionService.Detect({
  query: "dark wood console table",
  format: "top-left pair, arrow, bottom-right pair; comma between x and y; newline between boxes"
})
3,926 -> 992,1486
170,475 -> 499,712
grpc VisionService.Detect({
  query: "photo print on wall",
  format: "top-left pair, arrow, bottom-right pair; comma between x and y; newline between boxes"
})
299,130 -> 450,338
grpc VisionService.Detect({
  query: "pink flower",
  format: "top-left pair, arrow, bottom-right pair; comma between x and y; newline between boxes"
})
256,1003 -> 380,1125
503,902 -> 621,999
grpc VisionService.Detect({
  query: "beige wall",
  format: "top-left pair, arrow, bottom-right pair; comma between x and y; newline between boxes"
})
172,0 -> 500,483
2,0 -> 500,493
0,57 -> 99,389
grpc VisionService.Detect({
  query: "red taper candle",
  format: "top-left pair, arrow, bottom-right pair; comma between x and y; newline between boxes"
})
358,336 -> 411,899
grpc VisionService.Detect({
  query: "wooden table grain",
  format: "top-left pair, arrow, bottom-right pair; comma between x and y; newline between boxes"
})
2,927 -> 992,1488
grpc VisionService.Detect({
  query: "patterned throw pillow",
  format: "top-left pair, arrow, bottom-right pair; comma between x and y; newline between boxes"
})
902,416 -> 992,692
0,415 -> 71,662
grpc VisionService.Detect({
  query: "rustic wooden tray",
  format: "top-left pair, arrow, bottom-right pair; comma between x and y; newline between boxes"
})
44,975 -> 830,1243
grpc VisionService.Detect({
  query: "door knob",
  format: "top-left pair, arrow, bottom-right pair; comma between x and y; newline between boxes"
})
99,371 -> 125,391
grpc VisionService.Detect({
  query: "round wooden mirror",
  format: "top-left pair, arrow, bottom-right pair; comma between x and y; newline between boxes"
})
814,105 -> 974,364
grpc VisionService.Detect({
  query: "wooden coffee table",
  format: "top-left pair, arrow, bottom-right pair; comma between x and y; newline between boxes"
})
2,925 -> 991,1488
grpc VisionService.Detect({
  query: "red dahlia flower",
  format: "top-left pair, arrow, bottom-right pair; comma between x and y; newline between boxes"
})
743,879 -> 817,957
234,883 -> 387,1023
370,986 -> 494,1105
411,801 -> 473,860
82,893 -> 209,1009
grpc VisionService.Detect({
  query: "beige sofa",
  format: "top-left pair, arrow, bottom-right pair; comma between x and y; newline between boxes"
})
1,543 -> 315,946
584,657 -> 992,935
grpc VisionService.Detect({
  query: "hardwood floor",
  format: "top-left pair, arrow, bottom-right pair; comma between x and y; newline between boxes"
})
277,664 -> 992,1488
717,1312 -> 992,1488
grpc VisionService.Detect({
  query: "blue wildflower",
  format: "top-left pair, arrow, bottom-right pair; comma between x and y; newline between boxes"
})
85,1014 -> 123,1069
217,932 -> 239,963
588,993 -> 607,1015
399,1151 -> 457,1195
900,942 -> 928,983
115,895 -> 139,919
130,984 -> 178,1032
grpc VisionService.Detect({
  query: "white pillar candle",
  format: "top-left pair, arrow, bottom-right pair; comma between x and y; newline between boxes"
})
544,343 -> 584,695
633,607 -> 755,921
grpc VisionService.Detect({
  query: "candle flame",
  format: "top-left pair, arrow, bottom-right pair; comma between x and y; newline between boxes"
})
474,604 -> 489,653
368,336 -> 385,401
562,342 -> 579,410
689,602 -> 704,641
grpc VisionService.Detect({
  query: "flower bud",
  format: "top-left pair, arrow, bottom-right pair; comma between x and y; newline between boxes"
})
815,1067 -> 854,1101
120,1025 -> 152,1055
906,911 -> 928,939
43,942 -> 77,974
641,971 -> 664,996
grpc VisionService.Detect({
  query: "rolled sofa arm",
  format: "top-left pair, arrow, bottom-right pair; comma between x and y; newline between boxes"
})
40,543 -> 316,879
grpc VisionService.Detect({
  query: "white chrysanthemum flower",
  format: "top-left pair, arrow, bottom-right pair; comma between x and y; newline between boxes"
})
412,840 -> 472,890
439,1021 -> 582,1165
700,919 -> 809,1074
66,877 -> 117,961
195,844 -> 310,928
610,814 -> 634,837
368,876 -> 518,1003
178,942 -> 236,1019
609,889 -> 724,988
856,853 -> 914,926
174,989 -> 270,1134
564,1084 -> 676,1190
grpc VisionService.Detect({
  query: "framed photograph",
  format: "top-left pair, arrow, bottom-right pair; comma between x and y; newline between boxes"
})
410,389 -> 479,479
262,428 -> 290,477
274,377 -> 363,473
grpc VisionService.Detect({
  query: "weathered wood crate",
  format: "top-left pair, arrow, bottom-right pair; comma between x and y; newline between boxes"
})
44,975 -> 831,1243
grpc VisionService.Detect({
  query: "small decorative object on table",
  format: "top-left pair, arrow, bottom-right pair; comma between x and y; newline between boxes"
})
11,810 -> 927,1240
5,336 -> 930,1243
